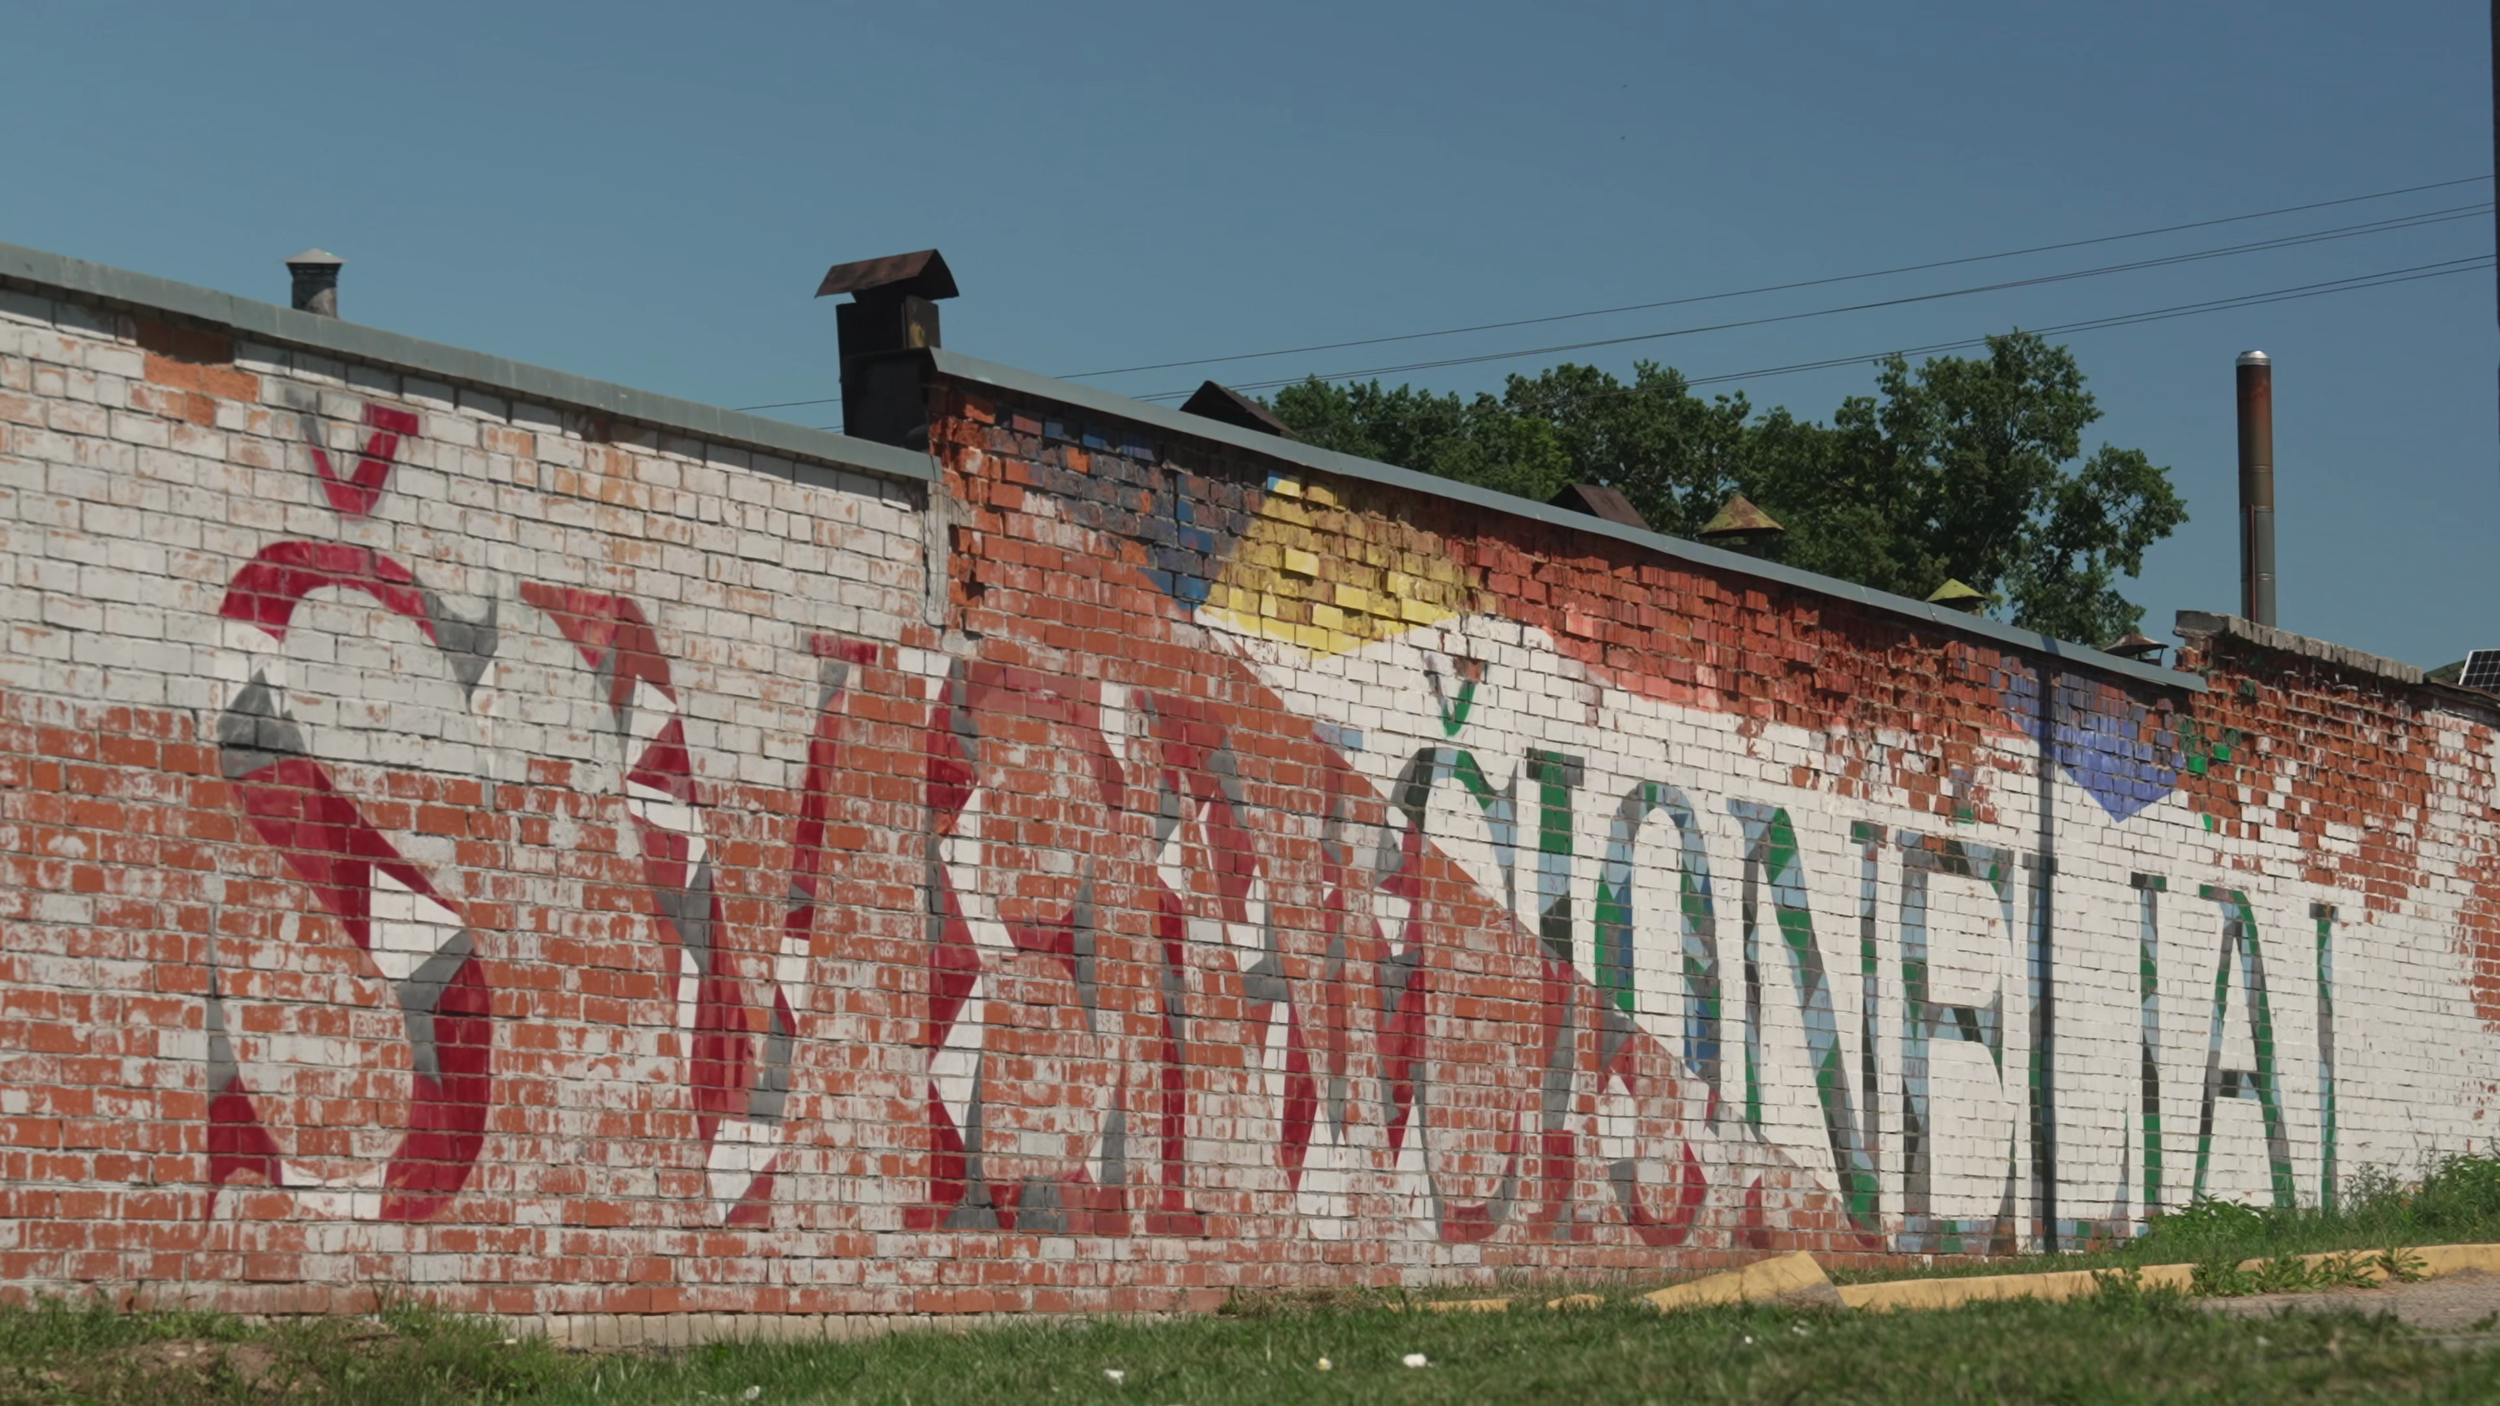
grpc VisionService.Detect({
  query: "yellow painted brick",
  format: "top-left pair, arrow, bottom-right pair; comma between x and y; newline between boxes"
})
1327,630 -> 1363,654
1304,481 -> 1341,508
1294,622 -> 1331,650
1400,597 -> 1441,623
1385,571 -> 1413,597
1312,603 -> 1346,630
1283,548 -> 1320,577
1268,477 -> 1303,498
1333,583 -> 1371,613
1261,499 -> 1313,527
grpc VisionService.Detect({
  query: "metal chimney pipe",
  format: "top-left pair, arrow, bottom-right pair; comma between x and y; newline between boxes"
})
813,249 -> 956,447
286,249 -> 344,317
2236,350 -> 2277,627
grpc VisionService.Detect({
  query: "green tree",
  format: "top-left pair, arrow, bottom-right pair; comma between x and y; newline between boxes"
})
1264,332 -> 2185,645
1268,379 -> 1571,505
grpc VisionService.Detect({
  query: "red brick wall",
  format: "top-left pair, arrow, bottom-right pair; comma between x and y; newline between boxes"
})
0,273 -> 2496,1324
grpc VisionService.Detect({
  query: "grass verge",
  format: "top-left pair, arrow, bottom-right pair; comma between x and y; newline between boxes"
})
1826,1150 -> 2500,1288
5,1283 -> 2500,1405
11,1153 -> 2500,1405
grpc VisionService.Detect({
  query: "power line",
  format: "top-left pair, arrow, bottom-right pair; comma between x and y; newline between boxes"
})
814,254 -> 2487,430
1678,258 -> 2493,391
741,198 -> 2491,419
1063,172 -> 2493,380
782,261 -> 2487,436
1154,256 -> 2489,411
1134,209 -> 2491,400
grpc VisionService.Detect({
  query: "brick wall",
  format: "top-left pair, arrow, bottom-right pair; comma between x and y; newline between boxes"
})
2,260 -> 2498,1325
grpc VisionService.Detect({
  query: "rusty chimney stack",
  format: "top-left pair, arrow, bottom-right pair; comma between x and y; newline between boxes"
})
286,249 -> 344,317
815,249 -> 956,448
2236,350 -> 2276,627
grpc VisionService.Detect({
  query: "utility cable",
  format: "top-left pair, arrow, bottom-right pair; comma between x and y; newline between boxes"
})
809,258 -> 2489,432
1062,173 -> 2493,380
1136,209 -> 2491,399
1134,256 -> 2489,408
740,200 -> 2488,416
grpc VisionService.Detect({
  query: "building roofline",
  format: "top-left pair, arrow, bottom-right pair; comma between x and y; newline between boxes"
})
2176,610 -> 2497,717
929,347 -> 2208,695
0,239 -> 934,486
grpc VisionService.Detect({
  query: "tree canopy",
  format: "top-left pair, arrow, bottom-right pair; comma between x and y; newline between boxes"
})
1266,332 -> 2186,645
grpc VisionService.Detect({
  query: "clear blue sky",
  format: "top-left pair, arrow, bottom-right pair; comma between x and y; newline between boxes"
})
7,1 -> 2492,666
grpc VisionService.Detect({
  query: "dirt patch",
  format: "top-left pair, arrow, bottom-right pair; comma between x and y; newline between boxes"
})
2198,1268 -> 2500,1335
116,1338 -> 295,1392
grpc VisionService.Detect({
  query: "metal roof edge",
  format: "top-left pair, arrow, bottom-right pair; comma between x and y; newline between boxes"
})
929,348 -> 2205,695
0,239 -> 934,486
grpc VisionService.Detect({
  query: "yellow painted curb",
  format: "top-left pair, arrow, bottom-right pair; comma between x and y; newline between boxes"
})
1645,1252 -> 1835,1312
1840,1243 -> 2500,1313
1841,1264 -> 2192,1312
2408,1243 -> 2500,1277
1407,1244 -> 2500,1322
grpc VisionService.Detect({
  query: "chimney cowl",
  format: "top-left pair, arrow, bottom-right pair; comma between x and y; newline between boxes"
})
286,248 -> 344,318
816,249 -> 958,302
818,248 -> 955,450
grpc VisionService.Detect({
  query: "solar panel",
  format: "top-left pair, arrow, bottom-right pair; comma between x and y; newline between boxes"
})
2461,650 -> 2500,692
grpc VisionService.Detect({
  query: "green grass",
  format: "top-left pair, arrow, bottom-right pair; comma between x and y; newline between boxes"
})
9,1153 -> 2500,1405
3,1287 -> 2499,1405
0,1296 -> 581,1405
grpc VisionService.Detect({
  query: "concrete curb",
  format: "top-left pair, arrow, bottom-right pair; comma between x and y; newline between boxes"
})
1838,1243 -> 2500,1313
1645,1252 -> 1843,1312
1616,1244 -> 2500,1316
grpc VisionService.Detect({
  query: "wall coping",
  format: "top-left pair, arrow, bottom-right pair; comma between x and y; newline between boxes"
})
0,239 -> 934,487
930,348 -> 2207,695
2173,610 -> 2500,723
2174,610 -> 2427,686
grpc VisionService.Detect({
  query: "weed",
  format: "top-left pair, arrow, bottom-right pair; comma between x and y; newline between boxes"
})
2377,1245 -> 2431,1284
2087,1266 -> 2188,1318
2314,1252 -> 2380,1290
2247,1252 -> 2318,1294
2188,1256 -> 2255,1298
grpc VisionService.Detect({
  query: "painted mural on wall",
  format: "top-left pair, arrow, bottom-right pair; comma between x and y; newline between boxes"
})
177,399 -> 2500,1254
916,435 -> 2500,1258
200,393 -> 837,1225
5,291 -> 2500,1315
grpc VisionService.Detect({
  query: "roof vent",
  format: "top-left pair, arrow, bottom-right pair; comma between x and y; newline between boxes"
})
1698,494 -> 1782,542
286,248 -> 344,317
1180,380 -> 1294,438
2103,629 -> 2166,663
1549,483 -> 1651,531
1927,579 -> 1987,612
815,249 -> 957,448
